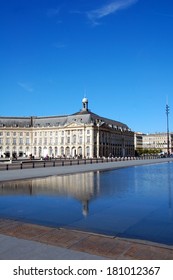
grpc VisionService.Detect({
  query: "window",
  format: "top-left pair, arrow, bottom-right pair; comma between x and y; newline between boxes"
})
87,136 -> 90,144
79,136 -> 82,144
73,135 -> 76,144
55,137 -> 58,144
26,138 -> 30,145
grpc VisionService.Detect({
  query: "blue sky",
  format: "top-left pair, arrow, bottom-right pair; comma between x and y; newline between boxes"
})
1,0 -> 173,133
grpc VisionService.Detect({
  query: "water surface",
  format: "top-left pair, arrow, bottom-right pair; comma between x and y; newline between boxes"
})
0,162 -> 173,245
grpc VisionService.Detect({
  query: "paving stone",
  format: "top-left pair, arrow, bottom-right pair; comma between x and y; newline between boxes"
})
0,234 -> 106,260
34,228 -> 90,248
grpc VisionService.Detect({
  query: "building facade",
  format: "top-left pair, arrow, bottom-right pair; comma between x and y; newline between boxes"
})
134,132 -> 144,151
142,133 -> 173,154
0,98 -> 134,159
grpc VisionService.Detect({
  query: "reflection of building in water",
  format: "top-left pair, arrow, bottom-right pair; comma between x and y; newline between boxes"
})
0,172 -> 99,216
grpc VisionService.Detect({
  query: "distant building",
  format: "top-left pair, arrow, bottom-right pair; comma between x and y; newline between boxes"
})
0,98 -> 134,159
134,132 -> 144,151
142,133 -> 173,154
134,132 -> 173,154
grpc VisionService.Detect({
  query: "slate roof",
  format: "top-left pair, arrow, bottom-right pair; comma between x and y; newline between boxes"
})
0,110 -> 130,130
0,117 -> 31,128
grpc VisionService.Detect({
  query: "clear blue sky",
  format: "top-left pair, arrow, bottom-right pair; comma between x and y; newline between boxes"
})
1,0 -> 173,133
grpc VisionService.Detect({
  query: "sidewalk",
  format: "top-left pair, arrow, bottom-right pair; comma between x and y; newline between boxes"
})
0,234 -> 106,260
0,157 -> 173,182
0,219 -> 173,260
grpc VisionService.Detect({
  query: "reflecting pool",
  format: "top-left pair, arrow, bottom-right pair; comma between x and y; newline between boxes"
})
0,162 -> 173,245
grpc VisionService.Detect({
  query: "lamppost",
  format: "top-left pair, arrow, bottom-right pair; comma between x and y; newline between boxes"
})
166,104 -> 170,156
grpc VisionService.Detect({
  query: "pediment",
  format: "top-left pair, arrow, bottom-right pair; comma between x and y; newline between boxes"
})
65,122 -> 80,128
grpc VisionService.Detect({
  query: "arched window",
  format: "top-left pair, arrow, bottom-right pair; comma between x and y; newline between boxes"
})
49,146 -> 52,156
60,146 -> 64,156
78,146 -> 82,157
66,147 -> 70,157
55,147 -> 58,157
39,147 -> 42,157
86,146 -> 90,157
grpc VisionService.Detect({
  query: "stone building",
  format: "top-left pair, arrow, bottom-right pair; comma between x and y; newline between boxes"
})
0,98 -> 134,159
134,132 -> 144,151
142,132 -> 173,154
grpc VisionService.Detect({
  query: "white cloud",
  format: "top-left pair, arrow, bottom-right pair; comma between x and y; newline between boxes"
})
18,82 -> 34,93
87,0 -> 138,24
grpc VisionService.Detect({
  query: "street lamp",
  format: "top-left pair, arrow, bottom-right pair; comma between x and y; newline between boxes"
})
166,104 -> 170,156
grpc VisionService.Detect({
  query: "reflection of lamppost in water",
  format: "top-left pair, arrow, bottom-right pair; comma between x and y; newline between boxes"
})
166,104 -> 170,155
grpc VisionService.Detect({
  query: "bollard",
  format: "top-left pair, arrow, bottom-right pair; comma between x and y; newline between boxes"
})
33,162 -> 35,168
62,161 -> 64,166
53,161 -> 55,167
6,164 -> 8,170
44,162 -> 45,167
20,163 -> 22,169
